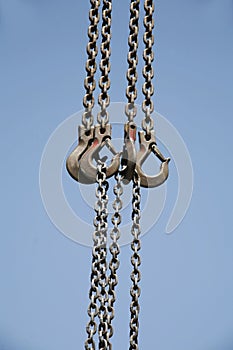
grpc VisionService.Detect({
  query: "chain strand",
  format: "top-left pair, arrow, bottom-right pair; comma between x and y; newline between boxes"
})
129,172 -> 141,350
125,0 -> 140,121
97,0 -> 112,128
82,0 -> 101,132
85,162 -> 110,350
95,163 -> 111,350
141,0 -> 155,137
105,172 -> 123,346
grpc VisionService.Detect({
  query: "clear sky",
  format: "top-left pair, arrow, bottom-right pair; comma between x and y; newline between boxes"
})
1,0 -> 233,349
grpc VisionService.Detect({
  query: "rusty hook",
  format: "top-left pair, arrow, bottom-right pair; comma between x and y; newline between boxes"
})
66,125 -> 95,184
78,124 -> 121,184
120,121 -> 137,184
136,131 -> 170,188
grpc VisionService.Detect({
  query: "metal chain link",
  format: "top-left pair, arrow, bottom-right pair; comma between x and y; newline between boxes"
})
85,162 -> 110,350
82,0 -> 101,132
105,172 -> 123,346
129,171 -> 141,350
141,0 -> 155,137
97,0 -> 112,128
125,0 -> 140,121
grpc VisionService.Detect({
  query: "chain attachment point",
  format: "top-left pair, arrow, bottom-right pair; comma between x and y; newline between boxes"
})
136,130 -> 170,188
78,124 -> 120,184
120,122 -> 137,185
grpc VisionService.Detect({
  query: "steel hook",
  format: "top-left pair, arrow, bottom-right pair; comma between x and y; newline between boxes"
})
136,131 -> 170,188
78,124 -> 121,184
120,121 -> 137,184
66,125 -> 95,184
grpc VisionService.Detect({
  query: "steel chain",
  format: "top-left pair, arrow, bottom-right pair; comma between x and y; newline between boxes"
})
125,0 -> 140,121
83,2 -> 157,350
85,162 -> 110,350
129,171 -> 141,350
82,0 -> 101,132
97,0 -> 112,128
96,162 -> 111,350
141,0 -> 155,137
105,172 -> 123,345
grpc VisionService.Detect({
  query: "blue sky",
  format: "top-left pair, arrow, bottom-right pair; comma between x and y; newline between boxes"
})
1,0 -> 233,349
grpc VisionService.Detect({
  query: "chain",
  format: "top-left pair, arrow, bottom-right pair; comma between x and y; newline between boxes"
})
97,0 -> 112,129
125,0 -> 140,121
129,171 -> 141,350
95,162 -> 111,350
82,0 -> 101,132
85,245 -> 99,350
105,172 -> 123,345
141,0 -> 155,137
85,162 -> 110,350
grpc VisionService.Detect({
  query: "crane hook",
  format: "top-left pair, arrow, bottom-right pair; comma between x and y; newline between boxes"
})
120,121 -> 137,184
78,124 -> 121,184
66,125 -> 95,184
136,131 -> 170,188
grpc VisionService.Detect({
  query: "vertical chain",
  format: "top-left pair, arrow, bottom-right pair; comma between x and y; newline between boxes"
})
129,171 -> 141,350
95,162 -> 111,350
141,0 -> 155,137
82,0 -> 101,132
105,172 -> 123,345
85,244 -> 100,350
97,0 -> 112,128
85,162 -> 109,350
125,0 -> 140,121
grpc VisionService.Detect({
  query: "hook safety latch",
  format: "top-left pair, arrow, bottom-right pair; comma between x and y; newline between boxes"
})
136,131 -> 170,188
66,125 -> 95,184
120,121 -> 137,184
77,124 -> 121,184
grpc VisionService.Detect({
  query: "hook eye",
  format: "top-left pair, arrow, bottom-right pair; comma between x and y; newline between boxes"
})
120,122 -> 137,185
78,124 -> 121,184
136,131 -> 170,188
66,125 -> 94,183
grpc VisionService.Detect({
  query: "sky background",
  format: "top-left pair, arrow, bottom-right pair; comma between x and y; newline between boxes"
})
1,0 -> 233,349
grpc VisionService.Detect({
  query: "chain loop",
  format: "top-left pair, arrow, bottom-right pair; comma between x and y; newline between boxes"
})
141,0 -> 155,138
125,0 -> 140,121
82,0 -> 101,132
129,171 -> 141,350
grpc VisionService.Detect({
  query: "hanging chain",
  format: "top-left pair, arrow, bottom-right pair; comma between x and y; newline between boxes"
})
141,0 -> 155,137
97,0 -> 112,129
85,244 -> 99,350
95,163 -> 111,350
105,172 -> 123,345
82,0 -> 101,132
85,162 -> 109,350
125,0 -> 140,121
129,171 -> 141,350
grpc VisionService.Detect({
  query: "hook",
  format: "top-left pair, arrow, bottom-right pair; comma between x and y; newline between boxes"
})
66,125 -> 95,184
136,131 -> 170,188
120,122 -> 137,184
78,124 -> 121,184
